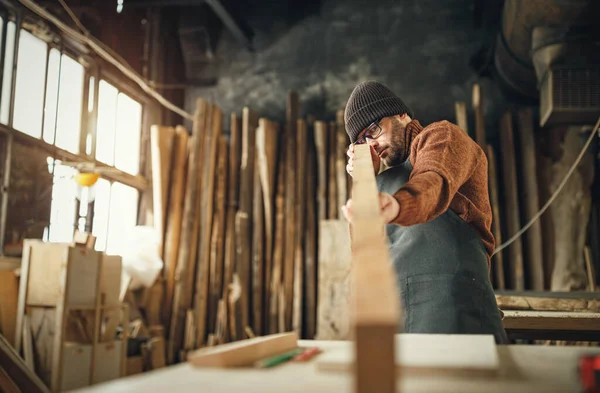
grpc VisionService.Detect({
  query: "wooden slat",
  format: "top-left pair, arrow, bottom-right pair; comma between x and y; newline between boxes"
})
194,104 -> 222,347
162,126 -> 189,332
207,136 -> 229,338
168,98 -> 208,363
499,111 -> 525,290
293,119 -> 307,336
283,92 -> 298,331
252,151 -> 265,336
223,113 -> 241,341
516,108 -> 544,290
257,119 -> 279,332
328,122 -> 338,219
314,121 -> 328,221
235,107 -> 259,339
495,295 -> 600,313
304,122 -> 318,339
336,111 -> 348,217
150,125 -> 175,257
349,144 -> 400,393
486,145 -> 505,290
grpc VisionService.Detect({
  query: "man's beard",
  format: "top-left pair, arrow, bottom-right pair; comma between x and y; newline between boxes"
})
381,118 -> 408,168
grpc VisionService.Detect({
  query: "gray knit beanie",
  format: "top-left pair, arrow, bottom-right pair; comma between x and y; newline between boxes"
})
344,81 -> 414,143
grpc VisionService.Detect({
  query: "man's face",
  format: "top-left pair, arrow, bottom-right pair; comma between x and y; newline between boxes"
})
356,114 -> 411,167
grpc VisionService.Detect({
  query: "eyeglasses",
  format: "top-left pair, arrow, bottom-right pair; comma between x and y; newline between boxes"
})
354,119 -> 383,145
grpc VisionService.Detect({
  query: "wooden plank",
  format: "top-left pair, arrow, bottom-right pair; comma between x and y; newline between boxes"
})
495,294 -> 600,313
316,334 -> 499,377
194,104 -> 223,347
499,111 -> 525,290
501,310 -> 600,331
304,122 -> 318,339
251,148 -> 265,336
257,119 -> 279,333
0,332 -> 50,393
472,84 -> 486,149
25,243 -> 65,307
99,255 -> 122,307
349,144 -> 400,393
328,122 -> 338,220
454,101 -> 468,134
235,107 -> 259,339
584,246 -> 596,291
316,220 -> 351,340
283,92 -> 299,332
15,240 -> 39,354
314,121 -> 328,221
223,113 -> 241,341
187,332 -> 298,368
168,98 -> 208,363
163,126 -> 189,331
0,269 -> 18,346
208,137 -> 228,338
516,108 -> 544,290
150,125 -> 175,257
486,145 -> 505,289
336,111 -> 348,217
293,119 -> 307,336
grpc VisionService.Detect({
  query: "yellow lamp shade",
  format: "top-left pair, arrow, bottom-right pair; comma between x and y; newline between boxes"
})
74,172 -> 100,187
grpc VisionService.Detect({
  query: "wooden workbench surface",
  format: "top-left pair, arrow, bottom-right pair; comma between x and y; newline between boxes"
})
72,339 -> 599,393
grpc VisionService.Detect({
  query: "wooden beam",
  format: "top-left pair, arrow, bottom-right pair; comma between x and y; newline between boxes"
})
150,125 -> 175,257
454,102 -> 468,134
495,295 -> 600,313
472,84 -> 486,149
349,144 -> 400,393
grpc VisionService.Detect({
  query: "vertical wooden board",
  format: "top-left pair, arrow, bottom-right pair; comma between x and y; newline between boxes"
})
99,255 -> 122,307
92,341 -> 122,384
66,248 -> 101,308
60,343 -> 92,392
336,112 -> 349,216
194,104 -> 223,347
454,101 -> 468,134
314,121 -> 328,221
208,137 -> 228,337
486,145 -> 505,290
223,114 -> 241,341
316,220 -> 351,340
251,162 -> 264,336
235,107 -> 259,339
328,122 -> 338,220
0,269 -> 18,346
283,92 -> 298,331
26,243 -> 68,307
472,84 -> 486,149
499,111 -> 525,290
293,119 -> 307,336
168,98 -> 207,362
303,123 -> 318,339
350,144 -> 400,393
517,108 -> 544,290
150,125 -> 175,256
268,148 -> 287,334
163,126 -> 189,330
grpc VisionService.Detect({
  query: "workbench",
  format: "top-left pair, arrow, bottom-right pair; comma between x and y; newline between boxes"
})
72,339 -> 599,393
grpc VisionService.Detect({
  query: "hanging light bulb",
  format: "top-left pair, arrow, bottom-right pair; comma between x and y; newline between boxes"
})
74,172 -> 100,203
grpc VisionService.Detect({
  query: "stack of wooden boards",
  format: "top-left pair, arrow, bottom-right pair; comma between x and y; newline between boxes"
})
13,239 -> 127,392
149,93 -> 351,363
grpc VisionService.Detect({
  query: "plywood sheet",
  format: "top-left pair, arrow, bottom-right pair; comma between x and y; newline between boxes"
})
316,334 -> 499,376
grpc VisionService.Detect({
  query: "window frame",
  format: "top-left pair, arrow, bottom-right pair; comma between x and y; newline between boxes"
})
0,2 -> 152,252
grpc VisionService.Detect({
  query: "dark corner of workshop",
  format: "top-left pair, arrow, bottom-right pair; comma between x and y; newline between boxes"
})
0,0 -> 599,392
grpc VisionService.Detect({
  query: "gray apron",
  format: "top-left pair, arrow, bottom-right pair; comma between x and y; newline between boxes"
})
377,159 -> 508,344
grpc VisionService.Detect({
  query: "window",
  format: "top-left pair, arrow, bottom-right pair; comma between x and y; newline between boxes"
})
96,80 -> 142,175
47,158 -> 77,243
0,19 -> 15,124
13,29 -> 47,137
43,50 -> 84,153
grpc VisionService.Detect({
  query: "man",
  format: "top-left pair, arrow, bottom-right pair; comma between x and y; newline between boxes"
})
342,81 -> 507,344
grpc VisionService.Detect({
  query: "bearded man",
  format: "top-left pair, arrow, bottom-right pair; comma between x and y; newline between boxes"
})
342,81 -> 507,344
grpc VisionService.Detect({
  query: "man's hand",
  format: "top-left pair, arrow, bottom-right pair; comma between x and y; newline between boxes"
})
346,144 -> 381,177
341,193 -> 400,224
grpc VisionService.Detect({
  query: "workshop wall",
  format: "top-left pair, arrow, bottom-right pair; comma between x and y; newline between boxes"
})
185,0 -> 508,138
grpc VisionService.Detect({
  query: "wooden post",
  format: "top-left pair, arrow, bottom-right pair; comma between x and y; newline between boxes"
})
472,84 -> 486,150
350,145 -> 400,393
454,102 -> 468,134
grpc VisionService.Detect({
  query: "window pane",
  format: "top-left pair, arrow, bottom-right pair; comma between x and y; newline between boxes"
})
114,93 -> 142,175
42,48 -> 60,144
96,80 -> 118,165
55,54 -> 84,153
106,182 -> 138,255
13,29 -> 47,137
0,21 -> 15,125
48,159 -> 77,243
92,178 -> 111,251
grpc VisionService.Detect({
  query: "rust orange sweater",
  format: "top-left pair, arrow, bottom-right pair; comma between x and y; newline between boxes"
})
390,119 -> 495,260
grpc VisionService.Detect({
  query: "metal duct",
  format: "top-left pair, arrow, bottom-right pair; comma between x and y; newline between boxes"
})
493,0 -> 595,101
